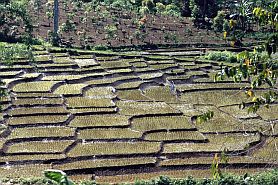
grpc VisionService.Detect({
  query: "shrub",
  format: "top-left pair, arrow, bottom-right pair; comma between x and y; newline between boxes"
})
204,50 -> 237,63
156,2 -> 165,14
213,11 -> 226,32
93,44 -> 108,50
0,42 -> 33,65
104,25 -> 117,40
163,4 -> 180,17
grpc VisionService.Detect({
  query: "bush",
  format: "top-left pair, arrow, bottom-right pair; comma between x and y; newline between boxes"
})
204,50 -> 237,63
93,44 -> 108,50
0,42 -> 33,65
163,4 -> 181,17
156,2 -> 165,14
213,11 -> 226,32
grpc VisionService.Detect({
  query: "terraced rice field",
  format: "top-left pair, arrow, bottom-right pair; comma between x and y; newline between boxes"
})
0,47 -> 277,183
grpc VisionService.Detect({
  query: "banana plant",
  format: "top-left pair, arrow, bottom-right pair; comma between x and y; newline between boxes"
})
44,169 -> 75,185
230,0 -> 254,31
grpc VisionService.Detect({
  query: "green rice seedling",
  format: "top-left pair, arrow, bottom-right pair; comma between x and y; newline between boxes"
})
107,68 -> 133,74
34,55 -> 50,62
68,107 -> 117,114
12,81 -> 58,93
19,73 -> 42,79
159,155 -> 273,167
66,97 -> 115,108
53,157 -> 156,171
77,66 -> 104,73
134,67 -> 158,73
145,55 -> 172,60
116,81 -> 144,90
180,64 -> 212,70
219,105 -> 258,119
82,72 -> 108,78
146,60 -> 175,65
53,57 -> 73,64
163,133 -> 261,154
143,86 -> 179,103
8,106 -> 68,116
69,114 -> 129,128
192,72 -> 242,83
117,101 -> 178,115
74,59 -> 98,67
13,98 -> 63,106
54,84 -> 88,95
8,127 -> 75,139
71,55 -> 94,59
69,174 -> 93,181
176,83 -> 249,92
116,90 -> 152,101
144,131 -> 206,141
52,53 -> 68,57
118,58 -> 144,63
165,68 -> 185,75
37,63 -> 77,68
233,119 -> 274,135
67,141 -> 161,157
149,63 -> 177,70
138,72 -> 163,80
38,68 -> 76,73
0,154 -> 66,163
180,90 -> 250,107
96,56 -> 120,61
78,128 -> 142,140
0,164 -> 52,178
130,61 -> 148,68
186,70 -> 207,76
176,62 -> 195,67
256,104 -> 278,121
6,115 -> 69,125
131,116 -> 194,131
166,75 -> 191,81
0,71 -> 22,78
15,92 -> 60,98
7,140 -> 74,154
192,106 -> 244,133
84,87 -> 116,99
1,65 -> 33,70
0,139 -> 6,149
99,61 -> 131,69
174,57 -> 196,62
85,76 -> 139,85
252,137 -> 278,163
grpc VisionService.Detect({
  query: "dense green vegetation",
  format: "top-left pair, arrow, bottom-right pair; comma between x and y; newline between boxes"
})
1,169 -> 278,185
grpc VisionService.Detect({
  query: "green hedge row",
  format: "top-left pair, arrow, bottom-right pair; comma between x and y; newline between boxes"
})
138,170 -> 278,185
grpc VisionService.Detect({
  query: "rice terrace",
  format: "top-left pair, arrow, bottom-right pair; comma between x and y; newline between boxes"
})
0,0 -> 277,184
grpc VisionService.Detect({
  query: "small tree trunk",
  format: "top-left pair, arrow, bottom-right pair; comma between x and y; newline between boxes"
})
53,0 -> 59,42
